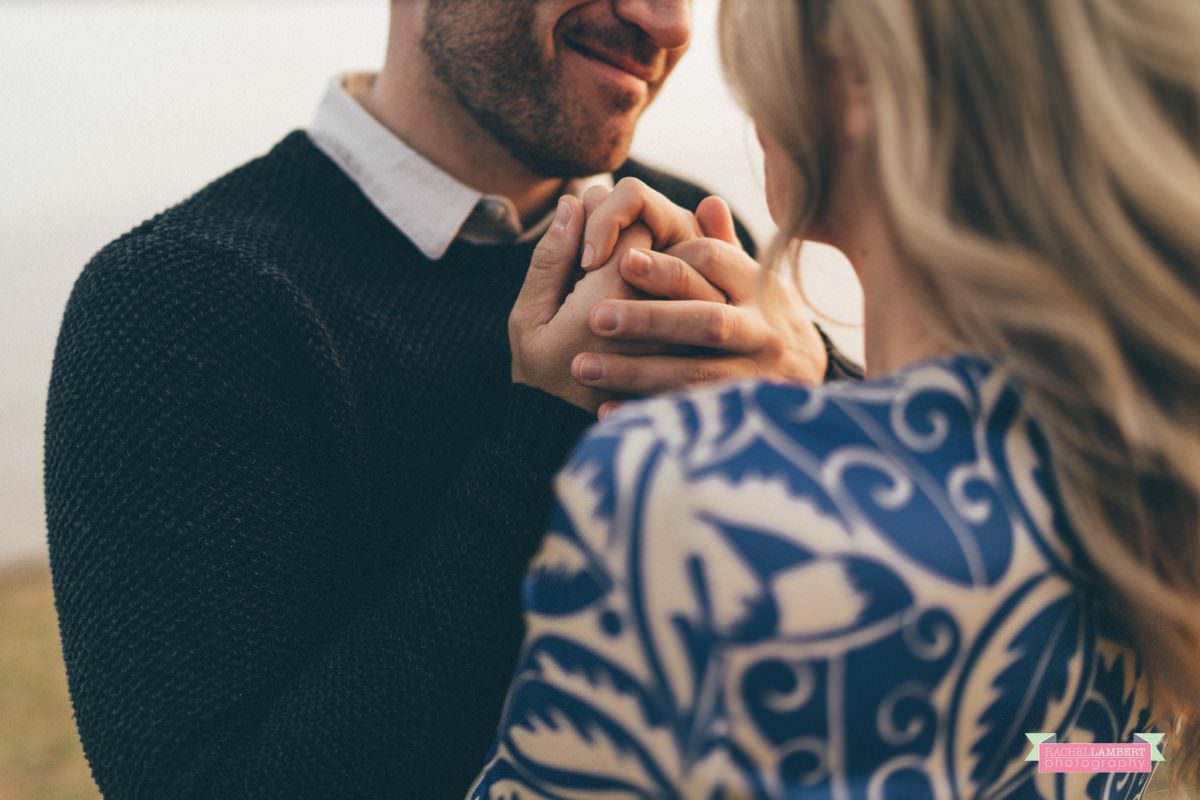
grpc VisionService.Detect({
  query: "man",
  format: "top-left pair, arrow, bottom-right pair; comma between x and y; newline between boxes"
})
45,1 -> 855,797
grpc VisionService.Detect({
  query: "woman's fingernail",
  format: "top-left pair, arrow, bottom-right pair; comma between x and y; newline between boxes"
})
554,198 -> 571,230
599,401 -> 623,421
577,355 -> 604,382
593,305 -> 620,333
581,243 -> 595,268
626,249 -> 650,276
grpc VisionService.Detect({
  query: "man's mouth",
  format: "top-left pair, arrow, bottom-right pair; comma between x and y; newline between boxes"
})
563,36 -> 661,86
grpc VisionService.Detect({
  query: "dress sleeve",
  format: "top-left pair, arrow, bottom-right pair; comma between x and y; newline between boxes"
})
468,389 -> 805,798
467,403 -> 694,798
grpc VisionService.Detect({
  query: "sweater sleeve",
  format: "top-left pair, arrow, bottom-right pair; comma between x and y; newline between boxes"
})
817,324 -> 865,382
45,233 -> 595,799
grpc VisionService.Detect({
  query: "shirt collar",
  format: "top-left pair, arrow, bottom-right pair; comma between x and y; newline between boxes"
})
308,73 -> 612,260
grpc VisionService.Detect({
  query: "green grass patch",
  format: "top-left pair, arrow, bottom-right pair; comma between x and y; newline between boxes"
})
0,561 -> 97,800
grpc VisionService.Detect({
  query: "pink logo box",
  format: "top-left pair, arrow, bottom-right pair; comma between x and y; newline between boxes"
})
1025,733 -> 1165,774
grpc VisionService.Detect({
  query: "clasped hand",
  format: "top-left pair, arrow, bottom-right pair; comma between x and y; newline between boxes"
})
509,177 -> 829,415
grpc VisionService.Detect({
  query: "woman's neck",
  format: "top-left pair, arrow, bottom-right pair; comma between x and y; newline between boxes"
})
834,210 -> 948,377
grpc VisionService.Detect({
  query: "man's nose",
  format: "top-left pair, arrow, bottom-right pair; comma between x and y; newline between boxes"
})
613,0 -> 692,51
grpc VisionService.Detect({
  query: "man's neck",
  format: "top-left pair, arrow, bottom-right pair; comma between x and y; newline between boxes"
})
362,53 -> 565,225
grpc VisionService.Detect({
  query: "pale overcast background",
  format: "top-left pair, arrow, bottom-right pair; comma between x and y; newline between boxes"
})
0,1 -> 863,565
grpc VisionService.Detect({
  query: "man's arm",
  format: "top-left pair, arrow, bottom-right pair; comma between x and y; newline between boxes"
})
45,233 -> 594,799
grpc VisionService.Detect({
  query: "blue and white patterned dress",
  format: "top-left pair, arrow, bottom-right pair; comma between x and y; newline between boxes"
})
470,355 -> 1154,799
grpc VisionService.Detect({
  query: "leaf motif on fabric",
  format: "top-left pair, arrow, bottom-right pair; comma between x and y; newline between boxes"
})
502,677 -> 673,796
524,526 -> 611,618
967,591 -> 1086,787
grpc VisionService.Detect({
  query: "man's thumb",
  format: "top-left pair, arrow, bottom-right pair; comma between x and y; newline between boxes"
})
515,195 -> 584,327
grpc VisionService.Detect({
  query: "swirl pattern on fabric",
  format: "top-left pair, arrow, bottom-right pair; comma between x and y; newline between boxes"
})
470,355 -> 1153,799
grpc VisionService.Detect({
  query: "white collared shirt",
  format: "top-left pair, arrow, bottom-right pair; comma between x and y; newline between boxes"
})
308,73 -> 613,260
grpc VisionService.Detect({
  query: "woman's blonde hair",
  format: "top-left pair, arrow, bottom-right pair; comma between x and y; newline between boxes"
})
720,0 -> 1200,788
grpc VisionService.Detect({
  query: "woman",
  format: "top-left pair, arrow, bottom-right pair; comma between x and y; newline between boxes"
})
474,0 -> 1200,796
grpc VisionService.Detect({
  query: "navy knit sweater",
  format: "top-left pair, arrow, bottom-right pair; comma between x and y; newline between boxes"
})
45,130 -> 854,799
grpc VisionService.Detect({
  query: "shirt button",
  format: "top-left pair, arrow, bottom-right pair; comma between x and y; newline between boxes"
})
485,200 -> 508,223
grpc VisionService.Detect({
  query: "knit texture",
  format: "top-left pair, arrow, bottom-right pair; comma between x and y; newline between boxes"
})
44,131 -> 776,799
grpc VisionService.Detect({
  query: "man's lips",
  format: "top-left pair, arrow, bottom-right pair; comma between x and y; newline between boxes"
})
563,37 -> 661,85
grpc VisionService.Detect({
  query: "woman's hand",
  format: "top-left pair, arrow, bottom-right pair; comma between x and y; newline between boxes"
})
574,237 -> 828,405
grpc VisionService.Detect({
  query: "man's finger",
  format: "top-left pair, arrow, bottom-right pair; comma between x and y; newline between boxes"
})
695,195 -> 740,246
512,196 -> 584,327
572,352 -> 760,395
619,248 -> 727,303
581,176 -> 703,270
664,237 -> 761,304
588,299 -> 771,353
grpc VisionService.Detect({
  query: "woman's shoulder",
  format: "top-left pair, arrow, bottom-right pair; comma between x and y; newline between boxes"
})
565,353 -> 1091,587
579,353 -> 998,459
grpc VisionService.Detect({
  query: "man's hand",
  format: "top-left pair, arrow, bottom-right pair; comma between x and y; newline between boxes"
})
510,196 -> 666,412
579,176 -> 741,269
571,239 -> 829,411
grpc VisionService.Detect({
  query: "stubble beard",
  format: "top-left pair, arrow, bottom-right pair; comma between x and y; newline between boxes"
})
421,1 -> 645,178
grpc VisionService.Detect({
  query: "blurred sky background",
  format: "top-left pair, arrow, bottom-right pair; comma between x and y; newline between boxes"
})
0,0 -> 863,566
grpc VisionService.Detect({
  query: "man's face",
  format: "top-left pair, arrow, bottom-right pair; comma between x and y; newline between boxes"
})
422,0 -> 692,177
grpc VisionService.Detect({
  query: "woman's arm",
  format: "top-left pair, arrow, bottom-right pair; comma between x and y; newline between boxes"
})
472,381 -> 882,798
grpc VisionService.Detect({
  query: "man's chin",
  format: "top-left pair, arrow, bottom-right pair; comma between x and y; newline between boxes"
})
567,123 -> 638,174
520,134 -> 633,178
574,145 -> 631,176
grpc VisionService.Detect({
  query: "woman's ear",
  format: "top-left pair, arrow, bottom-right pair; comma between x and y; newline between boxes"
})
838,57 -> 874,145
818,21 -> 875,148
